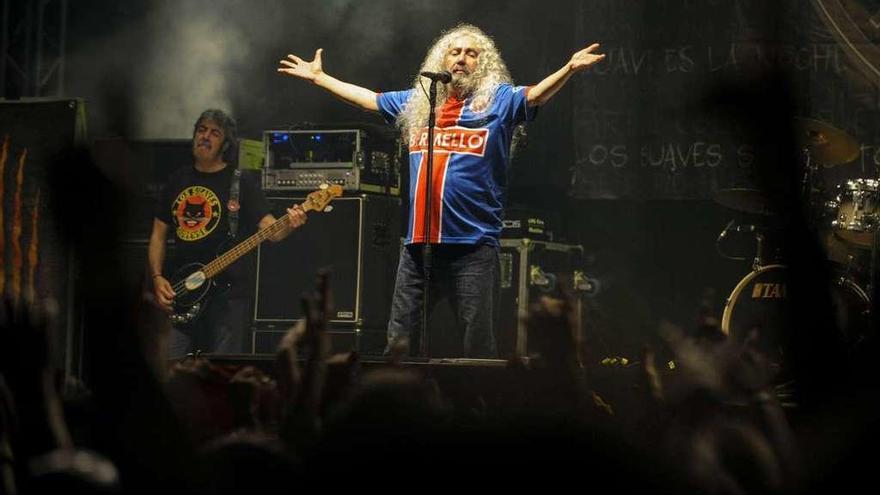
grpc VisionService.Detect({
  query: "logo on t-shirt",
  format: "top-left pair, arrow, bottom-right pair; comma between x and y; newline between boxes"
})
408,126 -> 489,157
172,185 -> 222,241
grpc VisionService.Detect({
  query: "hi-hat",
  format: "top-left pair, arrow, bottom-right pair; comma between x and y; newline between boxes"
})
793,117 -> 859,166
713,188 -> 777,216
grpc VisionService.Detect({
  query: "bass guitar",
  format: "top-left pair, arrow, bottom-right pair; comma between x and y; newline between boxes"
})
168,184 -> 342,326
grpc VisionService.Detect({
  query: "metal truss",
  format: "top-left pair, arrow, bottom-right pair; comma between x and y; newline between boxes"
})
1,0 -> 68,98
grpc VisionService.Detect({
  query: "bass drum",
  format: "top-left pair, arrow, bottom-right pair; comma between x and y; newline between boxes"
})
721,264 -> 870,365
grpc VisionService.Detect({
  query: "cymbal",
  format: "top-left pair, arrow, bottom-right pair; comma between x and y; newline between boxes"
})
793,117 -> 859,166
713,188 -> 777,215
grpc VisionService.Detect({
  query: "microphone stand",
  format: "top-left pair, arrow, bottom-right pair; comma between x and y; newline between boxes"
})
419,78 -> 440,357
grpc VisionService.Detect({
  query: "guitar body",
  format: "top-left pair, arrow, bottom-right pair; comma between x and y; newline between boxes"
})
169,262 -> 214,327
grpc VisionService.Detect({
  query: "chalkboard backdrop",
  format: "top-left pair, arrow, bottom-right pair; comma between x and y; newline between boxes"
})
571,0 -> 880,200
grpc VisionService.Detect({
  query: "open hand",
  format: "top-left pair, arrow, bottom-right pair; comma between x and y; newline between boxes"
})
278,49 -> 325,82
569,43 -> 606,72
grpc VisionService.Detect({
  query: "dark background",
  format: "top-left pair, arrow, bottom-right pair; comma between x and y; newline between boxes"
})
13,0 -> 880,357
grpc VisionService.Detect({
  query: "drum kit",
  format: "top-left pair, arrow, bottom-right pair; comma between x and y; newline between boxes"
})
715,117 -> 872,368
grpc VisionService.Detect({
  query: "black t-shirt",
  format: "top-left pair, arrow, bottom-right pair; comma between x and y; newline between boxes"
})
155,165 -> 269,298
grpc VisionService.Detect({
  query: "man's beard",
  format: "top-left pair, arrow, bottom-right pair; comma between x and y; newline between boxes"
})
451,71 -> 479,97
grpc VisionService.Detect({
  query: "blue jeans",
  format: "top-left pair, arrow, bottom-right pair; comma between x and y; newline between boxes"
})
168,296 -> 249,358
387,243 -> 498,358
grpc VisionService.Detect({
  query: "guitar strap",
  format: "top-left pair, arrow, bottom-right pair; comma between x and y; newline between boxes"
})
228,168 -> 241,239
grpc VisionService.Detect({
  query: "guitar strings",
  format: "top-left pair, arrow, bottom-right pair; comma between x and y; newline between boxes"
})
168,196 -> 319,298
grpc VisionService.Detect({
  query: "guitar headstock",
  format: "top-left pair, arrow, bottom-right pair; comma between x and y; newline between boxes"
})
302,184 -> 343,213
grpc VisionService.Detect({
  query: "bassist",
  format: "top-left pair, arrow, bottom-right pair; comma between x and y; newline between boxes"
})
148,109 -> 307,357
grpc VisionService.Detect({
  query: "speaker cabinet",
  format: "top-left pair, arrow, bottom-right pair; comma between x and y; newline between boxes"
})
254,194 -> 401,330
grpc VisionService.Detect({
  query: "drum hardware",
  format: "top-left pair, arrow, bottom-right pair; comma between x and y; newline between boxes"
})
792,117 -> 880,338
792,118 -> 860,230
713,188 -> 778,216
825,178 -> 880,248
840,253 -> 859,281
752,229 -> 766,269
712,188 -> 783,268
713,119 -> 874,392
800,143 -> 822,215
793,117 -> 860,167
716,219 -> 778,270
716,219 -> 743,258
870,224 -> 880,336
792,117 -> 876,292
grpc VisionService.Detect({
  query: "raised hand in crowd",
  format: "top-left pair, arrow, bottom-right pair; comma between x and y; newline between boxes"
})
0,298 -> 72,459
0,298 -> 123,494
229,366 -> 280,432
656,322 -> 777,404
506,293 -> 617,423
524,295 -> 582,369
648,321 -> 801,493
277,271 -> 332,451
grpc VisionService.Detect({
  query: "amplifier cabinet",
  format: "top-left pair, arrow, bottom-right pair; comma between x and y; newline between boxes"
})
498,239 -> 588,358
254,194 -> 401,329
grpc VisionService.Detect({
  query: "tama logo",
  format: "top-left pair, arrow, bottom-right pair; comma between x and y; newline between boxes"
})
752,283 -> 786,299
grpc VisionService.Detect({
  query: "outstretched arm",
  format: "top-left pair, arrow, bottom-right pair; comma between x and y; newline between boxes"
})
527,42 -> 606,107
278,48 -> 379,112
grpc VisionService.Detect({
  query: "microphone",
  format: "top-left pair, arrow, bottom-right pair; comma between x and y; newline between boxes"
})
420,70 -> 452,83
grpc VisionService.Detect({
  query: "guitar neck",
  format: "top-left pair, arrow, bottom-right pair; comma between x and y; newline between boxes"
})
201,203 -> 304,279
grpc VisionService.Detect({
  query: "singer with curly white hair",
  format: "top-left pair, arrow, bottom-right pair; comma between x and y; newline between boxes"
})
278,23 -> 605,358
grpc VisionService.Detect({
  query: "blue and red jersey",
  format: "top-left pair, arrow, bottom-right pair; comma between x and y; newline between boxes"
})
377,83 -> 535,246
